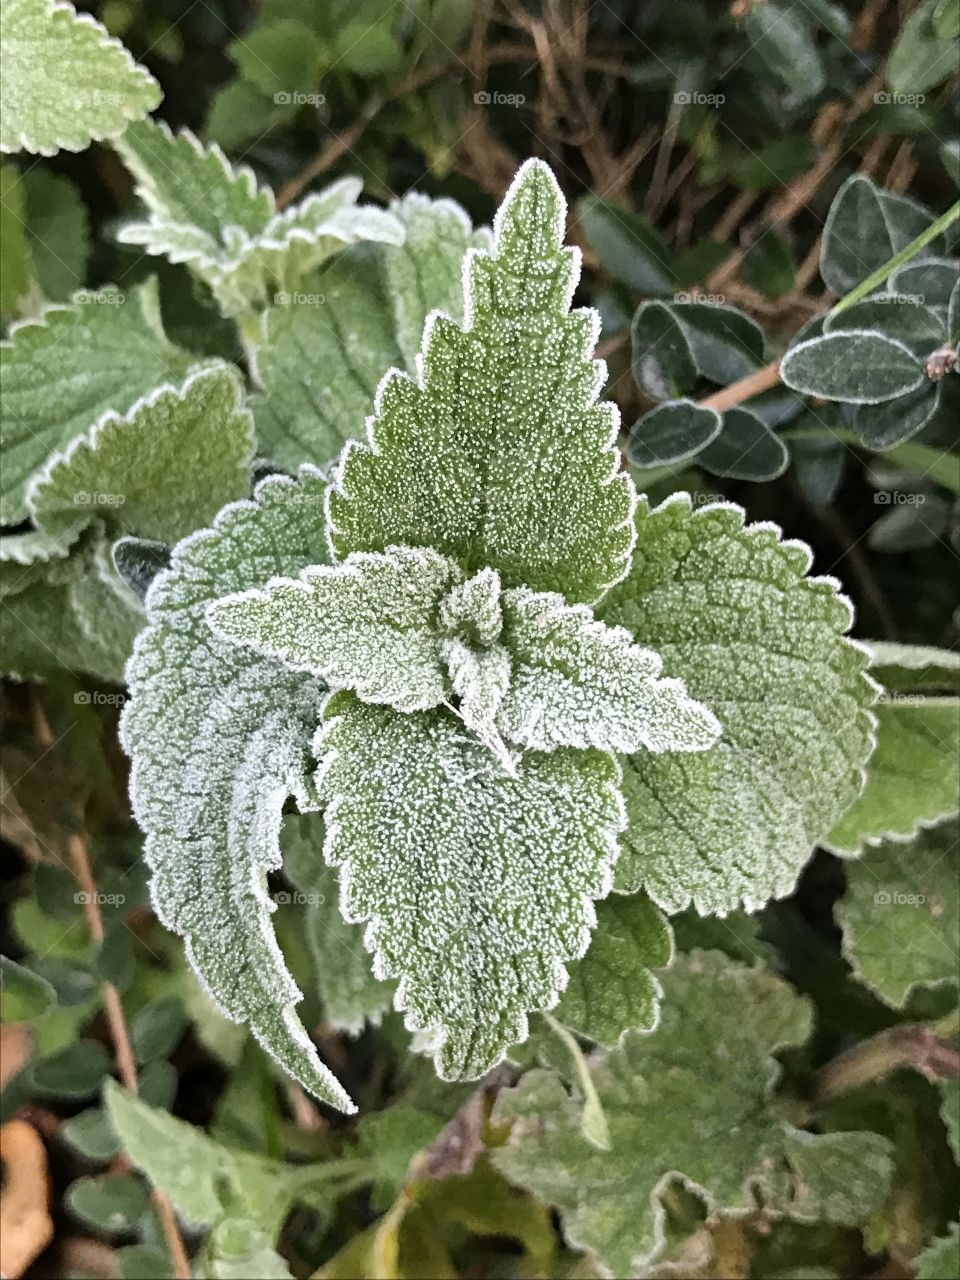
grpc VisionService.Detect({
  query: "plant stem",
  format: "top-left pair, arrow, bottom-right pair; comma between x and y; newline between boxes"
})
541,1012 -> 611,1151
814,1022 -> 960,1105
828,200 -> 960,316
699,359 -> 782,412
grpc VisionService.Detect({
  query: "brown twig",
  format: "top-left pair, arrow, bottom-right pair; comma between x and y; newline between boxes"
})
31,698 -> 192,1280
815,1022 -> 960,1104
699,358 -> 782,411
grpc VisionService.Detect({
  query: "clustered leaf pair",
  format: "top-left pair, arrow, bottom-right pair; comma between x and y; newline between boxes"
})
123,158 -> 878,1114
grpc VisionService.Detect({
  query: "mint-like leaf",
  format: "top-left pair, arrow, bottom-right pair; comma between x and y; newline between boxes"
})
327,159 -> 636,604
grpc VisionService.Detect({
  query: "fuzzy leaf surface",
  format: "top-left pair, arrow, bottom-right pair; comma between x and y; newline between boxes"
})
0,280 -> 196,525
493,951 -> 893,1275
598,495 -> 877,914
121,469 -> 353,1112
496,587 -> 721,754
835,821 -> 959,1007
29,365 -> 254,546
0,0 -> 160,155
318,692 -> 624,1080
327,159 -> 636,604
115,121 -> 401,315
251,195 -> 489,472
209,546 -> 461,713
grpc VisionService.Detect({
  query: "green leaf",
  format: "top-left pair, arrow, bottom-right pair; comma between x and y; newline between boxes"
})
334,19 -> 402,76
820,176 -> 943,295
553,892 -> 672,1046
117,1246 -> 173,1280
598,495 -> 877,914
115,121 -> 403,317
780,331 -> 925,403
32,1038 -> 111,1098
864,639 -> 960,693
916,1222 -> 960,1280
0,165 -> 31,313
228,18 -> 323,97
67,1173 -> 150,1234
744,229 -> 797,297
934,0 -> 960,38
205,1220 -> 293,1280
835,821 -> 959,1007
28,365 -> 254,545
318,692 -> 624,1080
61,1107 -> 121,1161
745,3 -> 825,100
671,301 -> 766,385
0,279 -> 196,525
281,813 -> 394,1033
889,256 -> 960,310
1,954 -> 57,1021
493,952 -> 892,1275
251,193 -> 488,471
210,546 -> 461,713
327,159 -> 637,605
698,406 -> 789,481
823,296 -> 946,357
631,301 -> 698,400
825,680 -> 959,856
847,381 -> 940,449
122,469 -> 354,1113
889,0 -> 958,96
22,168 -> 89,301
626,399 -> 723,468
0,0 -> 160,155
576,194 -> 676,294
495,586 -> 721,755
130,996 -> 187,1063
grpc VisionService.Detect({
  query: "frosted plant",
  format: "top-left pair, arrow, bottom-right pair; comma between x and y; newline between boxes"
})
124,160 -> 878,1112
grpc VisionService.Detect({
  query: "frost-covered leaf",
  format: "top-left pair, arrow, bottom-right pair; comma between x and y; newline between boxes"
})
251,194 -> 489,472
115,120 -> 402,316
916,1222 -> 960,1280
121,469 -> 353,1112
780,332 -> 925,404
0,279 -> 196,525
865,640 -> 960,693
318,692 -> 624,1080
28,365 -> 254,546
825,693 -> 959,857
327,159 -> 636,605
205,1220 -> 292,1280
598,495 -> 877,914
626,399 -> 723,468
820,176 -> 944,296
209,546 -> 460,713
553,891 -> 671,1046
493,951 -> 892,1275
495,587 -> 721,755
698,406 -> 789,482
281,813 -> 393,1034
835,821 -> 959,1007
631,301 -> 698,400
0,0 -> 160,155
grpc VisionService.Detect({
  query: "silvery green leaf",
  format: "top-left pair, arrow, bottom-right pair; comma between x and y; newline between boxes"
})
0,280 -> 196,525
576,194 -> 676,295
820,176 -> 943,295
115,120 -> 402,317
670,301 -> 766,384
847,381 -> 940,449
495,586 -> 721,755
28,365 -> 254,545
598,495 -> 878,914
745,2 -> 825,100
698,406 -> 789,481
916,1223 -> 960,1280
865,639 -> 960,692
626,399 -> 723,468
823,297 -> 946,357
493,951 -> 893,1275
209,545 -> 461,714
122,469 -> 354,1112
0,0 -> 160,156
780,331 -> 925,404
251,194 -> 489,472
318,692 -> 624,1080
888,256 -> 960,311
835,821 -> 959,1007
889,0 -> 959,96
280,813 -> 394,1034
441,636 -> 512,739
825,674 -> 959,857
631,301 -> 698,400
327,159 -> 636,605
553,891 -> 672,1046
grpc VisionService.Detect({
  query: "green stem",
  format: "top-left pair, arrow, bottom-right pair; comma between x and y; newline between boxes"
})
814,1023 -> 960,1105
782,426 -> 960,494
829,200 -> 960,316
541,1012 -> 611,1151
